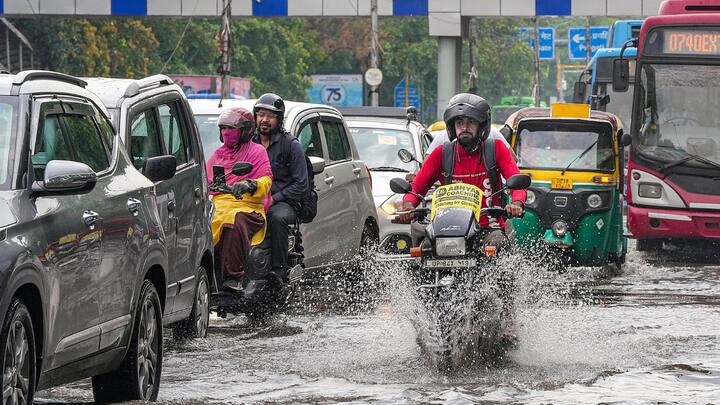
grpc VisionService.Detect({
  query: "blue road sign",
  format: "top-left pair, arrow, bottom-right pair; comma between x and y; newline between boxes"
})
394,79 -> 420,110
568,27 -> 610,60
519,27 -> 555,60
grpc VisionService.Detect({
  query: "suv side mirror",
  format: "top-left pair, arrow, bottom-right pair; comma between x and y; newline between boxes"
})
144,155 -> 177,182
572,81 -> 586,104
33,160 -> 97,195
612,59 -> 630,93
506,173 -> 531,190
308,156 -> 325,174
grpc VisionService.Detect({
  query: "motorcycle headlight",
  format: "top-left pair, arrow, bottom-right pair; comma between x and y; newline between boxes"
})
526,190 -> 536,205
587,193 -> 602,208
380,194 -> 403,216
381,202 -> 397,215
552,220 -> 568,238
638,183 -> 662,199
435,237 -> 466,257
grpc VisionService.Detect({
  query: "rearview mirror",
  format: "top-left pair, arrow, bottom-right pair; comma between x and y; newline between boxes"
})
389,177 -> 413,194
499,125 -> 513,141
612,59 -> 630,93
572,81 -> 586,104
506,173 -> 531,190
598,94 -> 611,107
397,148 -> 415,164
231,162 -> 253,176
34,160 -> 97,195
308,155 -> 325,174
144,155 -> 177,182
621,132 -> 632,147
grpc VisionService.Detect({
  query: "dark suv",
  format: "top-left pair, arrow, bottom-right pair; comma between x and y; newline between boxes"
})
85,75 -> 213,341
86,75 -> 217,338
0,71 -> 180,403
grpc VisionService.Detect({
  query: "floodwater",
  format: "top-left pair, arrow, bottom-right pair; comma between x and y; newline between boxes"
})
36,242 -> 720,404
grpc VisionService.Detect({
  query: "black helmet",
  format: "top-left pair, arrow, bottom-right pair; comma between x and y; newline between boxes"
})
253,93 -> 285,127
443,93 -> 491,142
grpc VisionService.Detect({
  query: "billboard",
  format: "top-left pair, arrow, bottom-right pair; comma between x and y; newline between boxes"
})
168,75 -> 252,98
307,74 -> 363,107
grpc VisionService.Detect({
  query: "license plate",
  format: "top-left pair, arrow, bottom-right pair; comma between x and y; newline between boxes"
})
425,258 -> 477,268
551,177 -> 573,189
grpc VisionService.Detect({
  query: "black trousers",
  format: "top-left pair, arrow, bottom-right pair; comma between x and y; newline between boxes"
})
267,201 -> 297,272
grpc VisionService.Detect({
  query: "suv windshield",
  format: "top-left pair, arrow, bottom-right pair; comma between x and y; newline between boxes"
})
516,121 -> 615,171
635,64 -> 720,168
0,97 -> 18,190
195,114 -> 221,160
349,127 -> 417,171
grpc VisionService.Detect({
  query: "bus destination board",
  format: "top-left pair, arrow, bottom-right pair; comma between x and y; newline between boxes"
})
663,29 -> 720,55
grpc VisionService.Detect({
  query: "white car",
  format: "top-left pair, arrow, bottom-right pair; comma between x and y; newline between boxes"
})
342,108 -> 433,254
189,98 -> 379,270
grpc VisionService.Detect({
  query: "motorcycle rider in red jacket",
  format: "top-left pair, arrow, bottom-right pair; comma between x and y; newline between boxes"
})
394,93 -> 527,248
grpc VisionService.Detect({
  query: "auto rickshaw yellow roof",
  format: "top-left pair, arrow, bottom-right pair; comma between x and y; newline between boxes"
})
504,106 -> 622,130
550,103 -> 590,118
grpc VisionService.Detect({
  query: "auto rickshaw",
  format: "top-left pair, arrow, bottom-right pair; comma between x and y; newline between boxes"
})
504,103 -> 627,270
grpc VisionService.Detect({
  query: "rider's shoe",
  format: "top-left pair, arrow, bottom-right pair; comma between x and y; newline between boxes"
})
222,279 -> 243,292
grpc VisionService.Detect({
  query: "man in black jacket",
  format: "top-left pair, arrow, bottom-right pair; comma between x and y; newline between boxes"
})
252,93 -> 309,279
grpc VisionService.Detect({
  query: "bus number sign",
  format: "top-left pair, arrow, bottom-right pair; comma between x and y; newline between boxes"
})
663,30 -> 720,55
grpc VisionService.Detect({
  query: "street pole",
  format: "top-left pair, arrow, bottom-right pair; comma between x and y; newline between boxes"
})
556,51 -> 563,102
467,17 -> 478,94
370,0 -> 379,106
585,16 -> 591,64
220,0 -> 232,99
533,18 -> 541,107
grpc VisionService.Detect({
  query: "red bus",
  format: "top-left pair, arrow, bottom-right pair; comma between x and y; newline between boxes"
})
615,0 -> 720,251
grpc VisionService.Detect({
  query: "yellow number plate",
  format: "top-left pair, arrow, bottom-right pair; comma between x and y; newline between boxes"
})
551,178 -> 573,189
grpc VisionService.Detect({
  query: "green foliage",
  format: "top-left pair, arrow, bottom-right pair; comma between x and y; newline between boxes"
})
231,18 -> 325,100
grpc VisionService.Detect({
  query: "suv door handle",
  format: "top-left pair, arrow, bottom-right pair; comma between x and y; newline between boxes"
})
127,198 -> 142,216
324,176 -> 335,184
352,167 -> 362,175
82,210 -> 102,229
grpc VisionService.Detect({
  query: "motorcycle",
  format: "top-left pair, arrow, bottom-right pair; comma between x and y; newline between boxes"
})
388,173 -> 530,371
208,162 -> 304,322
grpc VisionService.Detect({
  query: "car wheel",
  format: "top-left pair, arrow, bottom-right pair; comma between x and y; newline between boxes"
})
92,280 -> 162,403
174,267 -> 210,340
1,299 -> 36,405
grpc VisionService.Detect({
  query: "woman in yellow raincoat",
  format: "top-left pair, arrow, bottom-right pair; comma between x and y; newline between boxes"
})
206,107 -> 272,291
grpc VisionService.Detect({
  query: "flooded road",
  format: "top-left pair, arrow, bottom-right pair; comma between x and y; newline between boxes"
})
36,243 -> 720,404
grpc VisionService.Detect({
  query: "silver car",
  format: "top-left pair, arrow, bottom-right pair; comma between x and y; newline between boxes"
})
189,98 -> 378,270
342,108 -> 433,254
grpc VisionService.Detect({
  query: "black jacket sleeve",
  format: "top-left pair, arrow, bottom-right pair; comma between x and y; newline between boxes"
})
272,139 -> 309,204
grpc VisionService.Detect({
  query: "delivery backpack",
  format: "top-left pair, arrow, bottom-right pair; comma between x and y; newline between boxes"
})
440,138 -> 506,203
279,135 -> 318,224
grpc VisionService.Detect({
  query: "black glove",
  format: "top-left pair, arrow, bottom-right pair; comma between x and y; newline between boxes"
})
232,179 -> 258,199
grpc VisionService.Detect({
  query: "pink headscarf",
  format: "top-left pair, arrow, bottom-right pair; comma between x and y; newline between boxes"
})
207,133 -> 273,209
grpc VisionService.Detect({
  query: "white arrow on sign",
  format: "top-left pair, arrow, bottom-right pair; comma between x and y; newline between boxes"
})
572,33 -> 585,43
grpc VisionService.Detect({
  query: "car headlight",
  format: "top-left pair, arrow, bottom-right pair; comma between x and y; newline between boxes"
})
526,190 -> 536,205
638,183 -> 662,199
587,193 -> 602,208
435,237 -> 466,257
552,220 -> 568,238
